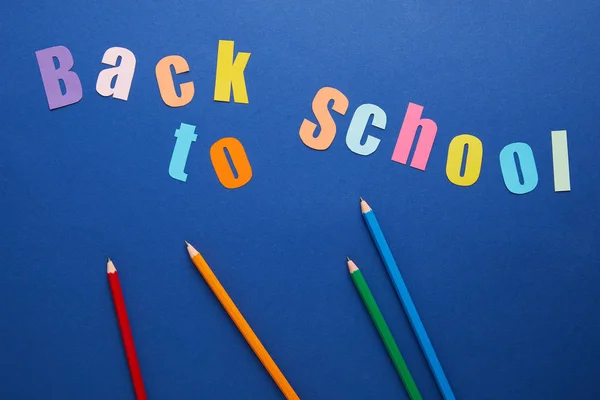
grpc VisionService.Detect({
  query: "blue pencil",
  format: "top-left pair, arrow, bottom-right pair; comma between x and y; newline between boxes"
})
360,198 -> 456,400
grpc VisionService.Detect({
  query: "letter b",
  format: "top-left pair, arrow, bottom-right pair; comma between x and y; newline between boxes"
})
35,45 -> 83,110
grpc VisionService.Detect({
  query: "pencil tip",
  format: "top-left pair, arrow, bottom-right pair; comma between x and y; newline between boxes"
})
360,197 -> 371,213
347,258 -> 358,273
185,241 -> 199,257
107,258 -> 116,273
346,256 -> 350,261
107,257 -> 111,263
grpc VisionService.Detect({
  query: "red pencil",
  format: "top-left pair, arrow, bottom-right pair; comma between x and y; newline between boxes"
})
107,258 -> 147,400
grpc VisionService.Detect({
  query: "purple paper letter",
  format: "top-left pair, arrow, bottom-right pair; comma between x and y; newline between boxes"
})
35,45 -> 83,110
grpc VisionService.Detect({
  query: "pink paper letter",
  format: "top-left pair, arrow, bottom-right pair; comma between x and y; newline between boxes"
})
391,102 -> 437,170
35,45 -> 83,110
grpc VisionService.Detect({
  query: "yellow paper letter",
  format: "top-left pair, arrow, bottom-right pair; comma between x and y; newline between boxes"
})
213,40 -> 251,104
446,134 -> 483,186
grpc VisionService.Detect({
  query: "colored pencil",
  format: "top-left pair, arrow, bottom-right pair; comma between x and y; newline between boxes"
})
360,198 -> 456,400
185,241 -> 299,400
347,258 -> 423,400
107,258 -> 147,400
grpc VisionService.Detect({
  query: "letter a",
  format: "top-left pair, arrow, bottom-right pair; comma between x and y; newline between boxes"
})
96,47 -> 136,101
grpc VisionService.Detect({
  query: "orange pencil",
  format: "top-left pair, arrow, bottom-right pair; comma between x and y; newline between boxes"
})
185,241 -> 299,400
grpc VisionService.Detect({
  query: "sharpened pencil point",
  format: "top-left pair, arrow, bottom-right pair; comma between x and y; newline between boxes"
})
185,241 -> 199,258
346,256 -> 350,261
360,198 -> 371,213
347,258 -> 358,273
184,240 -> 190,246
107,258 -> 117,273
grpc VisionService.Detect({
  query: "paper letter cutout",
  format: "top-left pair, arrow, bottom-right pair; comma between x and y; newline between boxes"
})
210,138 -> 252,189
96,47 -> 136,101
551,130 -> 571,192
499,142 -> 538,194
35,45 -> 83,110
169,123 -> 198,182
345,104 -> 387,156
446,134 -> 483,186
299,87 -> 349,150
213,40 -> 251,104
155,55 -> 194,107
391,102 -> 437,170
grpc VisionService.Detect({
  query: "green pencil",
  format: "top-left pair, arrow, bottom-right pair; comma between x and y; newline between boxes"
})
347,257 -> 423,400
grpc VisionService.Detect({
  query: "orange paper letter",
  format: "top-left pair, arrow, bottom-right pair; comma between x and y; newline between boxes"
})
155,55 -> 195,107
299,87 -> 349,150
210,137 -> 253,189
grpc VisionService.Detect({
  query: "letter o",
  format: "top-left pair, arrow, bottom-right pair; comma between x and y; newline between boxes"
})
210,138 -> 253,189
499,142 -> 538,194
446,134 -> 483,186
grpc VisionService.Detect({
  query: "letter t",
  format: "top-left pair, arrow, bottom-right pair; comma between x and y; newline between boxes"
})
169,123 -> 198,182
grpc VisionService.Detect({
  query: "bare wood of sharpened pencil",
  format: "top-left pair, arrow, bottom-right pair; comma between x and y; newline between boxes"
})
360,198 -> 372,213
107,258 -> 117,273
347,258 -> 359,273
185,242 -> 300,400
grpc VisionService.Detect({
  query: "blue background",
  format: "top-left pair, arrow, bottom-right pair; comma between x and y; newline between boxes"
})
1,1 -> 599,399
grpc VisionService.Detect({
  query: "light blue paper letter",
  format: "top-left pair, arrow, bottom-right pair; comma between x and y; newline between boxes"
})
169,123 -> 198,182
345,103 -> 386,156
499,142 -> 538,194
